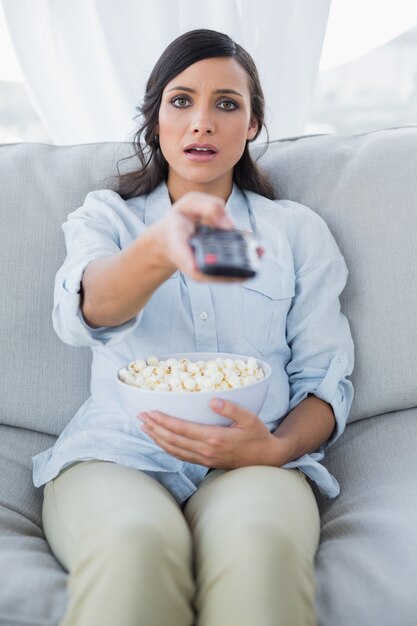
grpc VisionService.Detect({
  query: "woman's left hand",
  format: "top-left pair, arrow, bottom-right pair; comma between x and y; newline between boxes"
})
137,399 -> 283,469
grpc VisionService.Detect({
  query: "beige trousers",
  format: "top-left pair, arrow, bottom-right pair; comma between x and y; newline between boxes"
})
42,460 -> 321,626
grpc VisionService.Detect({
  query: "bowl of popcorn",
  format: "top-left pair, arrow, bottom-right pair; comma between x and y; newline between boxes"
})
117,352 -> 271,426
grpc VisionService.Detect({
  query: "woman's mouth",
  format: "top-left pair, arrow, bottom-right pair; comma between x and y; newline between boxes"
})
184,147 -> 218,162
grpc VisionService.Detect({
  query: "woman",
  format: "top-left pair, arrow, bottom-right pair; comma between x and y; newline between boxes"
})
32,28 -> 354,626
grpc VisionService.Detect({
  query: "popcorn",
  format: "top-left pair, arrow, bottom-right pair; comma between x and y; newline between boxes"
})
234,359 -> 246,372
186,362 -> 198,375
142,366 -> 155,379
119,356 -> 265,392
183,377 -> 196,391
205,361 -> 219,375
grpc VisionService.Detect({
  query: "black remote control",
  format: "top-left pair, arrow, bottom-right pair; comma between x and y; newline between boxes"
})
188,225 -> 261,278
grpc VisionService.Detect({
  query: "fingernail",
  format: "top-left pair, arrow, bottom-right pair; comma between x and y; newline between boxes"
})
213,399 -> 225,410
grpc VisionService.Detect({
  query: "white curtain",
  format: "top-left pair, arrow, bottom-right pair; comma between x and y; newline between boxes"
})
320,0 -> 417,72
1,0 -> 330,145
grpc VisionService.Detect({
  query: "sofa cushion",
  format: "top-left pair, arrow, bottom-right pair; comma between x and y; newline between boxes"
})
0,143 -> 122,434
0,426 -> 56,532
0,425 -> 67,625
0,128 -> 416,435
312,405 -> 417,626
0,506 -> 67,626
252,126 -> 417,422
2,409 -> 416,626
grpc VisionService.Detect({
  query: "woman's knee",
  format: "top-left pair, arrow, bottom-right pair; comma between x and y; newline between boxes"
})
44,463 -> 194,570
82,514 -> 193,565
187,466 -> 320,558
199,509 -> 299,559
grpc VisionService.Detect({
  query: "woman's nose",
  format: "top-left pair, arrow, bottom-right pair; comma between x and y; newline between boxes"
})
193,127 -> 213,134
191,108 -> 214,134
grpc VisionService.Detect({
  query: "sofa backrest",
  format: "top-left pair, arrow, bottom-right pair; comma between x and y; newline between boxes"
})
1,127 -> 416,436
256,126 -> 417,423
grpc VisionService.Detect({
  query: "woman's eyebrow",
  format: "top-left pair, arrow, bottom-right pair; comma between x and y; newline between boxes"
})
167,86 -> 244,97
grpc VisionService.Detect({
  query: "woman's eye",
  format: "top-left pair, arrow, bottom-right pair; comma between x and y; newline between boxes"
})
218,100 -> 238,111
171,97 -> 189,107
170,97 -> 238,111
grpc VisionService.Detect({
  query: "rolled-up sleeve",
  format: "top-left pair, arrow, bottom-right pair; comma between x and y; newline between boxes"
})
52,189 -> 145,347
282,201 -> 355,452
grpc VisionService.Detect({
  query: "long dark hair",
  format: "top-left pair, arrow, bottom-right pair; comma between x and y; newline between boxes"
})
108,28 -> 275,200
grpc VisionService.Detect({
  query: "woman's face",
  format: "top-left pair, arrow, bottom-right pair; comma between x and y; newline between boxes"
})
156,56 -> 259,201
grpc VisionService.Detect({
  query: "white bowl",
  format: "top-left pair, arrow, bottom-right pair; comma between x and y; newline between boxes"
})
117,352 -> 271,427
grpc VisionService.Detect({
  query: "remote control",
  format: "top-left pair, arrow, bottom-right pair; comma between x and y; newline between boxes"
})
188,225 -> 261,278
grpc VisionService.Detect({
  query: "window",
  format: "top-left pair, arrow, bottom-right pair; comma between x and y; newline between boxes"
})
305,25 -> 417,135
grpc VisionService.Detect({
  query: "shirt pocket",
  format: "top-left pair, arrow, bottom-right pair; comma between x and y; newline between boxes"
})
242,259 -> 295,356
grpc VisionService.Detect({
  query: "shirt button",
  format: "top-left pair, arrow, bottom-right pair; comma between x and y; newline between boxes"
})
339,355 -> 345,362
200,312 -> 208,321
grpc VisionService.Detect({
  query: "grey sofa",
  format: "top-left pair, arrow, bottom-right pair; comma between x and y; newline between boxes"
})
1,126 -> 416,626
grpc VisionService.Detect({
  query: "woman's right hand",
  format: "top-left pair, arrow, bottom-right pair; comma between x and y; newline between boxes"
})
151,190 -> 249,283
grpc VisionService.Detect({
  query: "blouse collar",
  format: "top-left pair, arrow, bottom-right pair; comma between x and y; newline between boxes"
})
143,179 -> 253,233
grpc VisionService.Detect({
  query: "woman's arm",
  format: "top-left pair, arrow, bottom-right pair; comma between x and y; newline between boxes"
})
81,226 -> 175,328
269,395 -> 336,466
136,394 -> 336,470
81,191 -> 238,328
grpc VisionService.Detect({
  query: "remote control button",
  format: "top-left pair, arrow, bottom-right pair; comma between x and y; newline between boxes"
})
204,253 -> 218,264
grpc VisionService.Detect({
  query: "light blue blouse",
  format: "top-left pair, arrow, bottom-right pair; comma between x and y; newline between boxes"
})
31,180 -> 354,505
